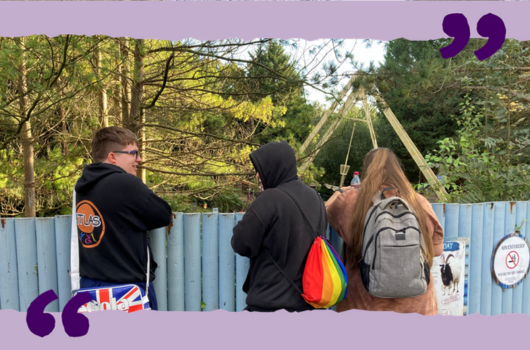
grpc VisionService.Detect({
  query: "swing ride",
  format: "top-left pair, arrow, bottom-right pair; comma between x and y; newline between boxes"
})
298,74 -> 448,202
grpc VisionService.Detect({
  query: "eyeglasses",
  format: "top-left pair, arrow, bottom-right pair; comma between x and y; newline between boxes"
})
112,150 -> 140,160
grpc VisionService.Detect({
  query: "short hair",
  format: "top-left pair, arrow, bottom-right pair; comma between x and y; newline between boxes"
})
91,127 -> 138,162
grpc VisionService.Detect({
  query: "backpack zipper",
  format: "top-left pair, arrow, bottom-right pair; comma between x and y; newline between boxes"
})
373,210 -> 417,223
371,226 -> 421,270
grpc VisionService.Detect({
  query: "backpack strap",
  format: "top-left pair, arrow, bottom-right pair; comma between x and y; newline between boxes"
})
275,186 -> 325,240
264,186 -> 326,296
265,250 -> 303,295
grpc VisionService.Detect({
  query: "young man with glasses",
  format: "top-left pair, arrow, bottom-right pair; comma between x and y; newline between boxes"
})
74,126 -> 172,310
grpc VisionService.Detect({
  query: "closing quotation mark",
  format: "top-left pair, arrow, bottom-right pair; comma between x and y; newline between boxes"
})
26,289 -> 92,337
440,13 -> 506,60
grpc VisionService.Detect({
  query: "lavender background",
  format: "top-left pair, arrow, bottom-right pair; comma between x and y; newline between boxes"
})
1,1 -> 529,348
0,2 -> 527,40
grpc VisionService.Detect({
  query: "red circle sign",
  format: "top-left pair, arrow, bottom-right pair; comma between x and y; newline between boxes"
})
506,251 -> 519,269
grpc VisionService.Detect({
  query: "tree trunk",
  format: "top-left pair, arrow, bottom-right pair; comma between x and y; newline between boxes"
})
136,109 -> 146,184
16,38 -> 36,217
60,106 -> 68,156
120,38 -> 130,128
94,36 -> 108,127
129,39 -> 144,134
129,39 -> 146,182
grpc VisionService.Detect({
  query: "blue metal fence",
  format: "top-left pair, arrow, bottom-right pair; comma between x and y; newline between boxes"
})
1,201 -> 529,314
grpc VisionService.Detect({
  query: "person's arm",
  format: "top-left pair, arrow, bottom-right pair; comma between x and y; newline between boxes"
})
140,190 -> 173,230
325,189 -> 358,246
325,186 -> 355,208
125,176 -> 172,230
231,206 -> 267,259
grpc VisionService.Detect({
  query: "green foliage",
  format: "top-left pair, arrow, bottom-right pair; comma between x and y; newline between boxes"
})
247,40 -> 316,146
426,94 -> 530,203
369,39 -> 466,181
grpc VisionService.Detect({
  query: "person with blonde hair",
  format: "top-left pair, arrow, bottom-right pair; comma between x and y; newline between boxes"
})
325,148 -> 443,315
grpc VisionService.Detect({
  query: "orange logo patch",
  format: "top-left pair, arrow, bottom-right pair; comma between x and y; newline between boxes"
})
76,200 -> 105,248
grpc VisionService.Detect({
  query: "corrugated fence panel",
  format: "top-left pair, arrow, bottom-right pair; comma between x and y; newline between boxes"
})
184,213 -> 201,312
491,202 -> 506,316
445,204 -> 459,238
523,203 -> 530,315
502,203 -> 516,314
431,204 -> 445,233
0,218 -> 19,311
4,202 -> 530,314
235,212 -> 249,312
150,226 -> 167,311
167,213 -> 185,311
35,218 -> 59,312
469,204 -> 483,315
202,213 -> 218,311
14,218 -> 39,312
513,201 -> 527,314
481,202 -> 494,316
458,204 -> 472,313
54,215 -> 72,312
219,213 -> 235,312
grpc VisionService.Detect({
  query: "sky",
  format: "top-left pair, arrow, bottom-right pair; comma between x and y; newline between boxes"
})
301,39 -> 387,107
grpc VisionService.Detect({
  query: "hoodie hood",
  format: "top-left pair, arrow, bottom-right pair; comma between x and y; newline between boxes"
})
75,163 -> 127,194
249,141 -> 298,190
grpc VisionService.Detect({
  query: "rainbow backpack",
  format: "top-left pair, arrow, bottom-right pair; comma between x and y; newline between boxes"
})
266,188 -> 348,309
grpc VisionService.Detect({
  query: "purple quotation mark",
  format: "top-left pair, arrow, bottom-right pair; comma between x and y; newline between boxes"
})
440,13 -> 506,61
26,289 -> 92,338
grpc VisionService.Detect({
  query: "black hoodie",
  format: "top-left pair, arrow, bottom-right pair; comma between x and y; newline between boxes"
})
75,163 -> 172,284
231,141 -> 327,312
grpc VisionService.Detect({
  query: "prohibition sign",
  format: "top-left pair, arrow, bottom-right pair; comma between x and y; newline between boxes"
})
506,251 -> 519,269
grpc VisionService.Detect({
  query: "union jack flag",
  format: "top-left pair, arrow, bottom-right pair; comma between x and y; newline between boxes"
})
72,284 -> 150,313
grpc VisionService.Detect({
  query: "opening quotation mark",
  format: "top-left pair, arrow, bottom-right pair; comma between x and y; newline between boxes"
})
440,13 -> 506,60
26,289 -> 92,337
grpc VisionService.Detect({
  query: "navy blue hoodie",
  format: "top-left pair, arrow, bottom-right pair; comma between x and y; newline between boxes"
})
231,141 -> 327,312
75,163 -> 172,283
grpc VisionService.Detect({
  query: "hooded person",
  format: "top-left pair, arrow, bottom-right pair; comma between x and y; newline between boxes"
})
74,127 -> 172,310
231,141 -> 328,312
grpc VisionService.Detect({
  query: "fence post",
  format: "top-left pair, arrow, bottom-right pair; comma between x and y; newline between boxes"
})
167,213 -> 184,311
431,203 -> 445,233
54,215 -> 72,312
0,218 -> 19,311
445,204 -> 460,238
513,201 -> 527,314
184,213 -> 201,311
501,202 -> 516,314
235,212 -> 249,312
458,204 -> 472,313
480,202 -> 495,316
469,204 -> 484,315
35,217 -> 59,312
219,213 -> 235,311
202,212 -> 219,311
523,202 -> 530,315
150,226 -> 167,311
491,202 -> 506,316
14,218 -> 39,312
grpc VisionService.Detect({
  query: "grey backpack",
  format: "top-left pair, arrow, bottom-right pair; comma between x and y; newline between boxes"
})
358,189 -> 430,298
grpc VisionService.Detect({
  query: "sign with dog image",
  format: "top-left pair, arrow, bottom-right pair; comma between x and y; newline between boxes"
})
491,233 -> 530,289
431,237 -> 468,316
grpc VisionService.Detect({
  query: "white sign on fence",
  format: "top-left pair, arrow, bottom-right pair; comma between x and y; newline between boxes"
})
431,238 -> 467,316
491,233 -> 530,289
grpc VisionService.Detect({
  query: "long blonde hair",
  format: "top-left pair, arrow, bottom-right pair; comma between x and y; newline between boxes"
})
347,148 -> 434,269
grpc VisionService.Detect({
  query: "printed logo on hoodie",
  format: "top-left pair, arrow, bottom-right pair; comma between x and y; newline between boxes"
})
77,200 -> 105,248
